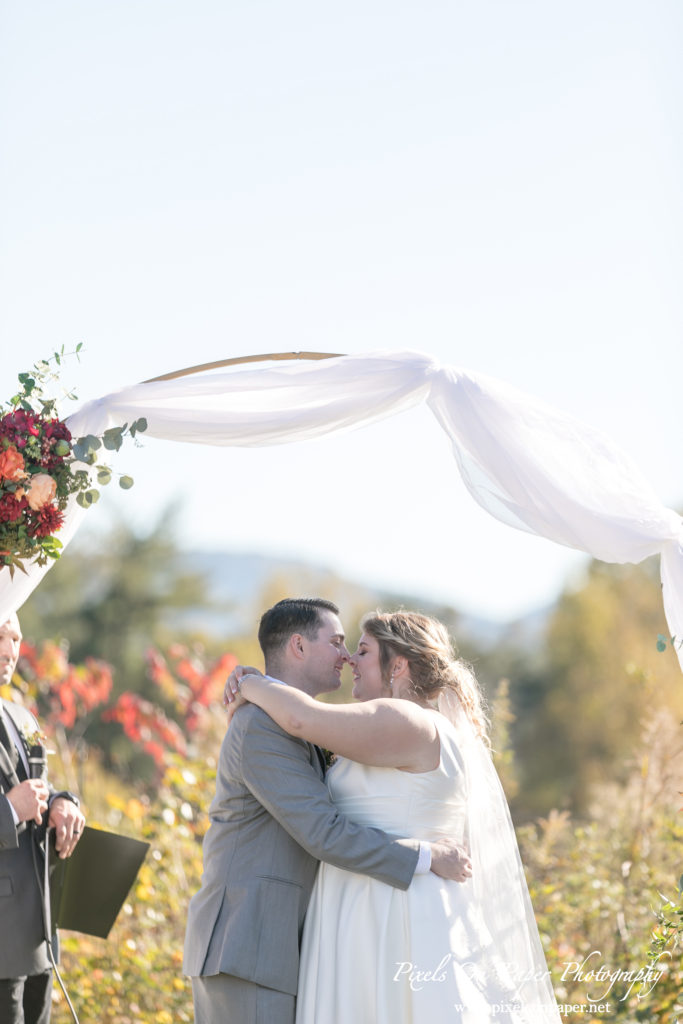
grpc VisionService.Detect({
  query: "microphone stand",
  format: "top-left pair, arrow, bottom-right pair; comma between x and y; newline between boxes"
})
28,743 -> 80,1024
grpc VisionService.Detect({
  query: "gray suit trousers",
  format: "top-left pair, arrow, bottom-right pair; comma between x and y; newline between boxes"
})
192,973 -> 295,1024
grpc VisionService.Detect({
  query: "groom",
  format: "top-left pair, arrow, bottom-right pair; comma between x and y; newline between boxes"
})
184,597 -> 471,1024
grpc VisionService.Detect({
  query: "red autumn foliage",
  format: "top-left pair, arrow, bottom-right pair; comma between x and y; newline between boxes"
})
18,640 -> 114,728
15,638 -> 237,773
146,645 -> 238,734
103,693 -> 187,765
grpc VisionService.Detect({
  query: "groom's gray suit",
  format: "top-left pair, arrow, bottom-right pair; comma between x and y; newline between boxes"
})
183,703 -> 419,1021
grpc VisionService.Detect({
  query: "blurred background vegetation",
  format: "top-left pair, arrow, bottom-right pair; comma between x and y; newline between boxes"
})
4,508 -> 682,1022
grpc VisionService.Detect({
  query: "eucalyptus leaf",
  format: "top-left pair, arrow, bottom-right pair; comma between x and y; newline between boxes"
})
119,475 -> 134,490
131,417 -> 148,436
103,427 -> 124,451
97,469 -> 113,485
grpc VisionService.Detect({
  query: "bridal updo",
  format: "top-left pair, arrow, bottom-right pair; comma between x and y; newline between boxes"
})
360,610 -> 489,743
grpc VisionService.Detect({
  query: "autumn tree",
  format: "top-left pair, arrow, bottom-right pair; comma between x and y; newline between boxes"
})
510,557 -> 683,816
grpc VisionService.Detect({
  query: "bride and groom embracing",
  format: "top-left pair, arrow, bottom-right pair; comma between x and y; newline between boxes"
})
183,598 -> 561,1023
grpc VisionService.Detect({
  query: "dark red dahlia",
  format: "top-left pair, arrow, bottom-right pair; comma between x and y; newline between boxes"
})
29,503 -> 65,538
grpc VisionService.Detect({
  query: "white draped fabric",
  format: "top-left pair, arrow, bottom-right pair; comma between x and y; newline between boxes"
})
1,351 -> 681,668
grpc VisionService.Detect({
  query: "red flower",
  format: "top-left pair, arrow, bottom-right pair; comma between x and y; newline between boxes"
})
0,492 -> 28,522
28,503 -> 65,538
43,419 -> 72,442
0,410 -> 40,439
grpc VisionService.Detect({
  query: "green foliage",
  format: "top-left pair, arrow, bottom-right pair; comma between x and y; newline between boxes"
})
20,511 -> 209,672
507,559 -> 683,816
18,512 -> 218,776
519,707 -> 683,1020
71,418 -> 147,497
490,677 -> 519,799
8,346 -> 83,416
649,880 -> 683,979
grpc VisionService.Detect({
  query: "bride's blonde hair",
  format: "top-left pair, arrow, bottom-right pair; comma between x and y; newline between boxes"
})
360,610 -> 489,744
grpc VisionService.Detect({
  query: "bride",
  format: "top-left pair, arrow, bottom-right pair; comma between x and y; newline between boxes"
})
226,610 -> 561,1024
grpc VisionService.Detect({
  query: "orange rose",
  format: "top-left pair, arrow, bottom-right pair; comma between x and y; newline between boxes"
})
26,474 -> 57,510
0,446 -> 26,482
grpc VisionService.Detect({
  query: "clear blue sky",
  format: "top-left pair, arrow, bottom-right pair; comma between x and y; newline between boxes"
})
1,1 -> 681,619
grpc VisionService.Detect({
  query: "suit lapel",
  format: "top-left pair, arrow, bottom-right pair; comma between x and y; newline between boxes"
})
0,700 -> 28,786
0,709 -> 21,789
311,743 -> 326,779
2,701 -> 30,758
0,749 -> 20,788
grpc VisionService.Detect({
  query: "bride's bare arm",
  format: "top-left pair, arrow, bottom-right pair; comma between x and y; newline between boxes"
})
236,675 -> 440,772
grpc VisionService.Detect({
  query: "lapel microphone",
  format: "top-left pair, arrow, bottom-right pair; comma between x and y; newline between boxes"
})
28,743 -> 48,781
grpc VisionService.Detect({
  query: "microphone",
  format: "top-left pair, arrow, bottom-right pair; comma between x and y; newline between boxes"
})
28,743 -> 48,781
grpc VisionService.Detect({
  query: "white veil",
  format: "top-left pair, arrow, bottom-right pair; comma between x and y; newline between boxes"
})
437,690 -> 562,1023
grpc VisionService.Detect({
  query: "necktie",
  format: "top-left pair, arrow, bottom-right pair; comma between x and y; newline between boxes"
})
0,711 -> 27,781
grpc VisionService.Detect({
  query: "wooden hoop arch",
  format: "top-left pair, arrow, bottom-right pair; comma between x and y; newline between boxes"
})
143,351 -> 345,383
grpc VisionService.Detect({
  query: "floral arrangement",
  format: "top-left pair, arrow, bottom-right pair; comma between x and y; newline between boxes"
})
0,347 -> 146,576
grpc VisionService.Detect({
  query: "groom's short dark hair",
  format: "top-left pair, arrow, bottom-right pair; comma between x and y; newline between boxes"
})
258,598 -> 339,660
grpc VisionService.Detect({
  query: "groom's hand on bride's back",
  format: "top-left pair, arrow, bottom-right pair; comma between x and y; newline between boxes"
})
429,839 -> 472,883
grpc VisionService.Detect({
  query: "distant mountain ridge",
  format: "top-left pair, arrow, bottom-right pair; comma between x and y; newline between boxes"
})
180,549 -> 552,651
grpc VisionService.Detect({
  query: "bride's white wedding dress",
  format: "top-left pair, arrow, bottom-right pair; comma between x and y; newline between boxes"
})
296,712 -> 561,1024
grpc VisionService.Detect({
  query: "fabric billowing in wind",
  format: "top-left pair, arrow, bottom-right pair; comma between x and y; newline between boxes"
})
1,351 -> 680,668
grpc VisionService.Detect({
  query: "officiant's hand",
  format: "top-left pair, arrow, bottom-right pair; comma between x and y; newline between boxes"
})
6,779 -> 49,825
429,839 -> 472,883
49,797 -> 85,859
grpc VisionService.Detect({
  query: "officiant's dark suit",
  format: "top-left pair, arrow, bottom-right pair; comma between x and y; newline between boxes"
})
184,599 -> 421,1024
0,613 -> 84,1024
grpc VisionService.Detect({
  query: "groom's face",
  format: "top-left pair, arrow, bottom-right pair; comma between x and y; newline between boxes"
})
300,610 -> 349,696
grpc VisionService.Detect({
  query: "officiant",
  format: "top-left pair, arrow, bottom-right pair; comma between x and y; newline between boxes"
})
0,611 -> 85,1024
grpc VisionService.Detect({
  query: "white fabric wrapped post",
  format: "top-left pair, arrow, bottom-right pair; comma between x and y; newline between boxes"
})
0,351 -> 681,670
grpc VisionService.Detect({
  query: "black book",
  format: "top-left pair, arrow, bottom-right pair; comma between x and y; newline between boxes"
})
49,825 -> 150,939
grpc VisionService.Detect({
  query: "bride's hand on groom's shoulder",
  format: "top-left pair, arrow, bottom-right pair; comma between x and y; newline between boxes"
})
223,665 -> 263,705
223,665 -> 263,726
429,839 -> 473,883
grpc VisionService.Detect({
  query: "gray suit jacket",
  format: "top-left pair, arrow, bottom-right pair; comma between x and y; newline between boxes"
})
183,704 -> 419,995
0,699 -> 51,979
